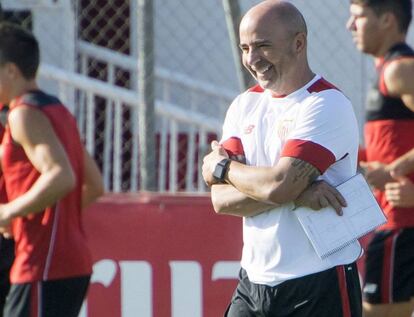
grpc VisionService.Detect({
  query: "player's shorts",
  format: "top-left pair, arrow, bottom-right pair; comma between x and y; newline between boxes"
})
0,268 -> 10,317
225,263 -> 362,317
3,275 -> 90,317
0,237 -> 14,317
363,228 -> 414,304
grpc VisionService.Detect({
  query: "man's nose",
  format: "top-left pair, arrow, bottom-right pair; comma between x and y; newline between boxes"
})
245,48 -> 260,66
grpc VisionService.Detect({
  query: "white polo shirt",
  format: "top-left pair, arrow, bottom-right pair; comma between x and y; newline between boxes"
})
220,75 -> 362,286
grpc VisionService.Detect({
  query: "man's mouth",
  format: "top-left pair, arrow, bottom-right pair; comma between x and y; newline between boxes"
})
254,65 -> 272,76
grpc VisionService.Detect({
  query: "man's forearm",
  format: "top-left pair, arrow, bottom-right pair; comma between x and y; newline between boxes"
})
390,148 -> 414,176
211,184 -> 278,217
224,157 -> 319,205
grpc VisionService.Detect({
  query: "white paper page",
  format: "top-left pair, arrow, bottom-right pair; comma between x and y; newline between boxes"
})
294,174 -> 386,258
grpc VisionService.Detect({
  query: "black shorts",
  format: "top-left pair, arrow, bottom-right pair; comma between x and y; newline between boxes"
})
0,237 -> 14,317
3,275 -> 90,317
363,228 -> 414,304
225,263 -> 362,317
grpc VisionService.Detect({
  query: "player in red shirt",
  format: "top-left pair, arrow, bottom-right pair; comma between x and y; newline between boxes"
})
348,0 -> 414,316
0,9 -> 14,316
0,106 -> 14,317
0,22 -> 104,317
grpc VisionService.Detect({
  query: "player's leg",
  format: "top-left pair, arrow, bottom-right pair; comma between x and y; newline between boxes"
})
363,300 -> 414,317
41,275 -> 91,317
363,229 -> 414,317
3,282 -> 33,317
225,268 -> 261,317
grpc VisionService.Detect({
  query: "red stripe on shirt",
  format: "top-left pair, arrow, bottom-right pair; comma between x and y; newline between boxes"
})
307,78 -> 339,93
336,266 -> 351,317
248,85 -> 287,98
281,139 -> 335,173
30,281 -> 39,317
248,84 -> 264,93
221,137 -> 245,157
381,231 -> 399,303
379,66 -> 388,96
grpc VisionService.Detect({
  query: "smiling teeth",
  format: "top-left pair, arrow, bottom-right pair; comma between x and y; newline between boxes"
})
257,65 -> 271,73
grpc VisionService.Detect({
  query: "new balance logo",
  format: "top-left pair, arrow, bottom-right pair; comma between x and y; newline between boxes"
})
244,124 -> 255,134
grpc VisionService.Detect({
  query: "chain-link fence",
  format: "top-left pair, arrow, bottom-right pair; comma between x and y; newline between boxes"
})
4,0 -> 410,193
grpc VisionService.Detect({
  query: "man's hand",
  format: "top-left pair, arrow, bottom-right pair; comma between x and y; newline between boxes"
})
360,161 -> 392,190
385,176 -> 414,207
295,180 -> 347,216
202,141 -> 229,186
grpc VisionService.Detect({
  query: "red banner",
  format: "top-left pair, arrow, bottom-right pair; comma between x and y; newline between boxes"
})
81,193 -> 369,317
81,193 -> 242,317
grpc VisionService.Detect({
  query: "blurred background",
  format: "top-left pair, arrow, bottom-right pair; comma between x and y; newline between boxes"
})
2,1 -> 413,316
2,0 -> 399,194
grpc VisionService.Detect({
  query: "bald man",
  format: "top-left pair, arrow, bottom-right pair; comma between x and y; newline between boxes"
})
202,1 -> 362,316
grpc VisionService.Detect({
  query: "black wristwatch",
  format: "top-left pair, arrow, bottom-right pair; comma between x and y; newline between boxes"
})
213,158 -> 231,183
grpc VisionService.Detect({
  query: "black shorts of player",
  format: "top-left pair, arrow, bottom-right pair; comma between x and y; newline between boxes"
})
363,228 -> 414,304
225,263 -> 362,317
0,237 -> 14,317
3,275 -> 91,317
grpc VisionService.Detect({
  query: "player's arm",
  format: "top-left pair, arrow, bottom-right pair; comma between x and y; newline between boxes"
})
388,148 -> 414,178
384,58 -> 414,112
204,141 -> 346,215
211,184 -> 277,217
225,157 -> 320,204
0,105 -> 76,221
205,144 -> 330,205
209,143 -> 276,217
211,167 -> 345,217
82,147 -> 104,209
361,148 -> 414,189
385,176 -> 414,207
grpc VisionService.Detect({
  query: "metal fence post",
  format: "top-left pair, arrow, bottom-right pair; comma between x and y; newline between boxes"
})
137,0 -> 156,191
222,0 -> 251,91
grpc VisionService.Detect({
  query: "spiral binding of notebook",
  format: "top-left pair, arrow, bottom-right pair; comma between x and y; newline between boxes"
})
294,173 -> 387,260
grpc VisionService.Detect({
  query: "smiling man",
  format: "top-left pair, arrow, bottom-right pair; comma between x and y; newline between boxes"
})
202,1 -> 363,316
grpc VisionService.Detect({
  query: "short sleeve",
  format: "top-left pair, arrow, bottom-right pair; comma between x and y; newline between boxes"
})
220,95 -> 245,157
281,91 -> 359,173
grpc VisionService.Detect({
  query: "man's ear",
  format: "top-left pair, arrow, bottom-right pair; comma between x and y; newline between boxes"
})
294,32 -> 306,54
379,11 -> 396,31
5,63 -> 20,80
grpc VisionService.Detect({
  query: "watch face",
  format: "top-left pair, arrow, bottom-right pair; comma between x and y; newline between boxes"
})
213,165 -> 225,181
213,159 -> 230,181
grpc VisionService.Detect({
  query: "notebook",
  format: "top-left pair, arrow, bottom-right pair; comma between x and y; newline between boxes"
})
294,173 -> 386,259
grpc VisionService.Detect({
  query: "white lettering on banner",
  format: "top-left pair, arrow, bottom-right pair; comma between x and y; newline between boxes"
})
79,259 -> 119,317
120,261 -> 153,317
170,261 -> 202,317
79,259 -> 240,317
212,262 -> 240,280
